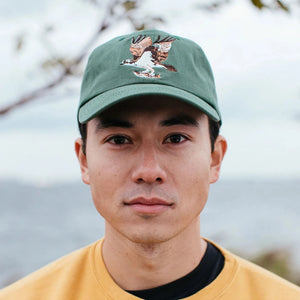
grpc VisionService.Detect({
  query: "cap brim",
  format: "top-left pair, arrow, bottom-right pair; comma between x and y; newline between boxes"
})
78,84 -> 221,123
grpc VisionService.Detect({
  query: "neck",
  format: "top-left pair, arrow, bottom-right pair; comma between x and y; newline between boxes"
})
102,218 -> 207,290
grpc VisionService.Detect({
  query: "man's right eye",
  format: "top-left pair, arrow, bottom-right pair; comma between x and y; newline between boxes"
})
106,135 -> 131,145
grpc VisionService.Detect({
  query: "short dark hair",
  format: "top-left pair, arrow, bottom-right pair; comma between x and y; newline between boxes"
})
78,117 -> 220,155
208,118 -> 221,152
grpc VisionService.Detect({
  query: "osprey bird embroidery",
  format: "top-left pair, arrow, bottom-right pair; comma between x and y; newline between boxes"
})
120,35 -> 177,78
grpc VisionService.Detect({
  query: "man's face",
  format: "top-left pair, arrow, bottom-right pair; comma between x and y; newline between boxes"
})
75,97 -> 226,244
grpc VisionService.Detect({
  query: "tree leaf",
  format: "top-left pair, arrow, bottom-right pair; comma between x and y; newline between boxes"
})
122,0 -> 137,11
276,0 -> 290,12
135,23 -> 145,31
250,0 -> 267,9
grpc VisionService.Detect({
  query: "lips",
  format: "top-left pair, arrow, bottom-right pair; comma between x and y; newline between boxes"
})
126,197 -> 171,205
124,197 -> 173,214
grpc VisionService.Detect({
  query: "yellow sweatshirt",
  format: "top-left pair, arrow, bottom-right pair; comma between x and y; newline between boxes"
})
0,239 -> 299,299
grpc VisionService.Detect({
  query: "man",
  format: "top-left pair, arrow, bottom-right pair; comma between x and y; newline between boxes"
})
1,29 -> 299,299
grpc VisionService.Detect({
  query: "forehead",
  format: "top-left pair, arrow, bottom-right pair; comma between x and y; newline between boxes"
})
95,96 -> 206,121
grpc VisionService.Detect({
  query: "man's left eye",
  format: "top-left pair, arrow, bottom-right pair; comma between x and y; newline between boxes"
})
164,134 -> 187,144
107,135 -> 131,145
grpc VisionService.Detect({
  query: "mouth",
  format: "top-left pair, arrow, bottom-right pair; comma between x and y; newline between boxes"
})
124,197 -> 174,215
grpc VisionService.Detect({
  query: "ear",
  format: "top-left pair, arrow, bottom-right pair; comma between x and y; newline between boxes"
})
75,137 -> 90,185
209,135 -> 227,184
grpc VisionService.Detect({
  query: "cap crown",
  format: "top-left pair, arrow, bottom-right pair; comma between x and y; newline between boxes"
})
78,29 -> 221,123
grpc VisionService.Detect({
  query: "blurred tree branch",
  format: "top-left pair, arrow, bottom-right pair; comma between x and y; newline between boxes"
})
0,0 -> 164,116
0,0 -> 297,116
196,0 -> 292,12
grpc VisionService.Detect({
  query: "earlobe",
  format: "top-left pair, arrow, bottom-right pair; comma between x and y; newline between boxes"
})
209,135 -> 227,184
74,138 -> 90,185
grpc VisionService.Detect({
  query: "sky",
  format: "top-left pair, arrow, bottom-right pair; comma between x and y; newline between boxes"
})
0,0 -> 299,185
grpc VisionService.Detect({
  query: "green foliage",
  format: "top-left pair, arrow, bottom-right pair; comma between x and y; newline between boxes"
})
251,0 -> 266,9
196,0 -> 291,13
122,0 -> 137,11
251,249 -> 300,286
276,0 -> 290,12
251,0 -> 290,12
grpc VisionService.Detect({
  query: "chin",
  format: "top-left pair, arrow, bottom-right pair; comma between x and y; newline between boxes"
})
130,236 -> 166,245
124,228 -> 177,246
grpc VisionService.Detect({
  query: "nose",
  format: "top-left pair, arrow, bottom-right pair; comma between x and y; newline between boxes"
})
131,145 -> 167,184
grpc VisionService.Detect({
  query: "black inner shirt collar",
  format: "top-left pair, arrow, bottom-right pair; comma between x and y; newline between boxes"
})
126,241 -> 225,300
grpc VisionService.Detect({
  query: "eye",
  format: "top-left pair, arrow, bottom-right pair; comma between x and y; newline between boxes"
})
106,135 -> 132,145
164,134 -> 188,144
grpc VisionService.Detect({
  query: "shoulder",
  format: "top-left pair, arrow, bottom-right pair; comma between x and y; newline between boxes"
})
209,240 -> 300,300
0,240 -> 101,300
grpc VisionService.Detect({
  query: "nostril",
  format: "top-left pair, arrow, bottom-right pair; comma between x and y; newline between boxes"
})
136,177 -> 163,183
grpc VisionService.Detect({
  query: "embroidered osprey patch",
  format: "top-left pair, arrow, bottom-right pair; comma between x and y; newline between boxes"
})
120,35 -> 177,78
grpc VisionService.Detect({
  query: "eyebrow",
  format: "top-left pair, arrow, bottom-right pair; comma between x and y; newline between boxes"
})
95,119 -> 134,130
95,114 -> 199,130
159,114 -> 199,127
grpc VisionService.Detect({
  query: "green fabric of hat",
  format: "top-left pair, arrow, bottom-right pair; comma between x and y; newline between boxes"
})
78,29 -> 221,124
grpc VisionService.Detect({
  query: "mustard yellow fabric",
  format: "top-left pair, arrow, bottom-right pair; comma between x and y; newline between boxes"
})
1,239 -> 299,300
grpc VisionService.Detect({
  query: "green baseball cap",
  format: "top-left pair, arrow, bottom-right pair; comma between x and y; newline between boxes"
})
78,29 -> 221,124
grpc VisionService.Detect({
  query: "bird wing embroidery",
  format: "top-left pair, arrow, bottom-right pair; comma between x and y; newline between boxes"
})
121,34 -> 177,78
129,35 -> 152,63
151,35 -> 176,64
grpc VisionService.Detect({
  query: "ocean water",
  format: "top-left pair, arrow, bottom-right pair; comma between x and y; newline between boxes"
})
0,179 -> 299,288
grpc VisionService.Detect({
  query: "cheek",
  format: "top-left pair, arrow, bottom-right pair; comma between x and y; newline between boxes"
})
89,168 -> 119,219
89,164 -> 119,196
176,151 -> 211,207
179,148 -> 211,180
187,163 -> 210,196
87,154 -> 130,210
88,151 -> 126,180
